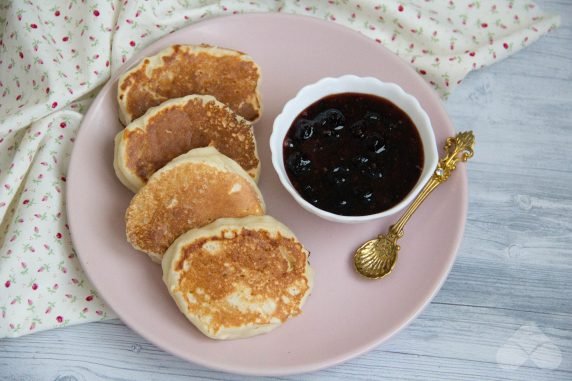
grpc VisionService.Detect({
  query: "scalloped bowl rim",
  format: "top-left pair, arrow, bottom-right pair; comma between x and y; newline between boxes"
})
270,75 -> 438,223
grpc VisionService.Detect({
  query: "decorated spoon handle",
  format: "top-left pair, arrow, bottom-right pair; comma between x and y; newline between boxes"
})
387,131 -> 475,238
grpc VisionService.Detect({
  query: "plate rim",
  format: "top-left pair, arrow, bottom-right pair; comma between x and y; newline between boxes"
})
66,12 -> 467,376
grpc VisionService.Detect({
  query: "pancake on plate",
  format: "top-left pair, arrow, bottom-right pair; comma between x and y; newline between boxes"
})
125,147 -> 265,263
117,44 -> 262,125
114,94 -> 260,192
162,215 -> 314,340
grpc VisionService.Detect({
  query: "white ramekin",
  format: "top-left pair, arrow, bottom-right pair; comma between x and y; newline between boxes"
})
270,75 -> 438,223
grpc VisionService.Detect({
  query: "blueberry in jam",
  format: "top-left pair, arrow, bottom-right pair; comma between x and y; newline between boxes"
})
293,119 -> 314,140
286,151 -> 311,176
283,92 -> 424,216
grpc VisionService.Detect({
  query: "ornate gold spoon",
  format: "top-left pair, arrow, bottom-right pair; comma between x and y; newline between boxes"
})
354,131 -> 475,279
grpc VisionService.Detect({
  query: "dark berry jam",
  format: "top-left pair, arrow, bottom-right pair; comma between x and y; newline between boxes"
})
283,93 -> 424,216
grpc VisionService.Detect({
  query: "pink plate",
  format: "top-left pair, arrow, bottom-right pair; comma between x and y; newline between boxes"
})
67,13 -> 467,376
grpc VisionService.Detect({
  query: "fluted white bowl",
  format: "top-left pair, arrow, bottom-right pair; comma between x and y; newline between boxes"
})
270,75 -> 438,223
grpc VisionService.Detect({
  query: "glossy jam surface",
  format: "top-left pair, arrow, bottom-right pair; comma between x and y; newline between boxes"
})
283,93 -> 424,216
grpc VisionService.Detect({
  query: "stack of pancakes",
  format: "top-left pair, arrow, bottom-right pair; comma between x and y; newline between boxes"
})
113,45 -> 313,340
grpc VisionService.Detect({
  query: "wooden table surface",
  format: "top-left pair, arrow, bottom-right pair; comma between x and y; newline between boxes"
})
1,1 -> 570,380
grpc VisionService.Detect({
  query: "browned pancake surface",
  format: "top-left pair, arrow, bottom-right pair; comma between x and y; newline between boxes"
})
119,45 -> 261,122
123,97 -> 259,183
174,229 -> 310,332
126,163 -> 264,258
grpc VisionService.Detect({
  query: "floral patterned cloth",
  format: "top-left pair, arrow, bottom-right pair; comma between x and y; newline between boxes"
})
0,0 -> 559,338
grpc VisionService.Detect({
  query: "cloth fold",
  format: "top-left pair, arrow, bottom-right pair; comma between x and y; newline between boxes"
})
0,0 -> 559,338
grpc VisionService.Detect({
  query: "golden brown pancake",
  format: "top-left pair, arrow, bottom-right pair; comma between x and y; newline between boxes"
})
114,94 -> 260,192
125,147 -> 265,263
117,44 -> 262,125
162,215 -> 314,340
